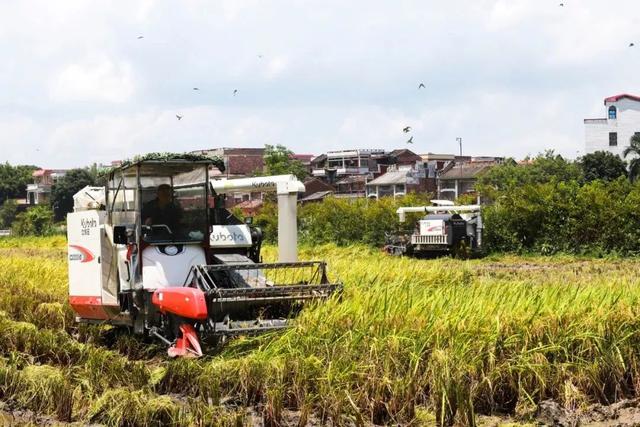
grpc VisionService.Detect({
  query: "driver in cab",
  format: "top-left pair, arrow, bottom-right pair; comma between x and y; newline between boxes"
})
142,184 -> 182,232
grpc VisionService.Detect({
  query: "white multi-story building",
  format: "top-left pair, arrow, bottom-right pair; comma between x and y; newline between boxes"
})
584,94 -> 640,157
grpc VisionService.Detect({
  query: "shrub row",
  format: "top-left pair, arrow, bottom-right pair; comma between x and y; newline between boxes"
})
482,177 -> 640,255
255,193 -> 430,246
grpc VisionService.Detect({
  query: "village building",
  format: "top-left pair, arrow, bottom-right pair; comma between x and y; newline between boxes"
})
27,169 -> 67,205
437,158 -> 502,202
585,94 -> 640,157
310,149 -> 387,184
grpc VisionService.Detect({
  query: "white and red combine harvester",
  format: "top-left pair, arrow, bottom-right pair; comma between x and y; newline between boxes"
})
67,157 -> 340,357
384,201 -> 483,258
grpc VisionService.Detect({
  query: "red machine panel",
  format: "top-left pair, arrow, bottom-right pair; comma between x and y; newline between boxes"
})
152,287 -> 208,320
69,296 -> 111,320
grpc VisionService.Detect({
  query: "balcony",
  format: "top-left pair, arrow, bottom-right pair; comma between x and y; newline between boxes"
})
336,167 -> 369,175
27,183 -> 51,193
312,169 -> 327,177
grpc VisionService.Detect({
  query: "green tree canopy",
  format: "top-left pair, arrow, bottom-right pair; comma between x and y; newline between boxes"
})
0,163 -> 38,204
51,169 -> 96,221
262,144 -> 308,181
477,151 -> 582,201
624,134 -> 640,182
579,150 -> 627,182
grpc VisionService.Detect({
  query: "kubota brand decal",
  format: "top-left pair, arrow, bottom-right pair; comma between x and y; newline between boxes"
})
211,230 -> 246,243
80,217 -> 97,236
69,245 -> 95,263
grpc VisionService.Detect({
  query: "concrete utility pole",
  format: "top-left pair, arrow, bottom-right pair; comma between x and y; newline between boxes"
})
455,137 -> 463,196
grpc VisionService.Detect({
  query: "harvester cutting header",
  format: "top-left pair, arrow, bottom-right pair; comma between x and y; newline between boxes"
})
66,155 -> 340,357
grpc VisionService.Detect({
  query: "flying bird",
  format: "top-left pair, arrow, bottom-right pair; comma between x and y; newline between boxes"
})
176,115 -> 183,120
233,89 -> 238,96
559,3 -> 564,6
418,83 -> 426,89
403,126 -> 411,133
193,87 -> 199,91
137,35 -> 144,39
407,136 -> 414,144
258,54 -> 263,59
630,43 -> 635,47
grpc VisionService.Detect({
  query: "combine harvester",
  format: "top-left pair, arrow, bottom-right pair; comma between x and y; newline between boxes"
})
384,200 -> 483,258
66,156 -> 340,357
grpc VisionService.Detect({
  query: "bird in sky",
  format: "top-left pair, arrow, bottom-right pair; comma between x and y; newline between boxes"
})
193,87 -> 199,91
407,136 -> 414,144
630,42 -> 635,47
233,89 -> 238,96
137,35 -> 144,39
258,54 -> 263,59
176,115 -> 183,120
403,126 -> 411,133
418,83 -> 426,89
559,3 -> 564,6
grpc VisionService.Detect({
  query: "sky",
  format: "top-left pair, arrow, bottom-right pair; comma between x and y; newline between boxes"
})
1,0 -> 640,168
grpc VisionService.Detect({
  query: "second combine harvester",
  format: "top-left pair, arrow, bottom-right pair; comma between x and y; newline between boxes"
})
66,156 -> 340,357
384,201 -> 483,258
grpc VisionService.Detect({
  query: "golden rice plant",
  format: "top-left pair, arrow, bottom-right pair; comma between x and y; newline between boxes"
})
4,237 -> 640,425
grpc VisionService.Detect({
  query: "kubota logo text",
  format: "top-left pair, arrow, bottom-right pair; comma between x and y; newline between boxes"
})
80,217 -> 97,236
69,245 -> 95,263
211,231 -> 246,242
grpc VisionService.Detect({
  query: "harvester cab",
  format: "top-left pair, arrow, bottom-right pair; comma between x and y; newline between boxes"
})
384,201 -> 483,258
67,157 -> 340,357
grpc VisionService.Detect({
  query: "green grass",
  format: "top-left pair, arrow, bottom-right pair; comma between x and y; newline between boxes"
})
1,237 -> 640,425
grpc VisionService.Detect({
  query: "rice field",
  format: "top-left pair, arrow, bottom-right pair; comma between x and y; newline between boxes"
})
2,237 -> 640,425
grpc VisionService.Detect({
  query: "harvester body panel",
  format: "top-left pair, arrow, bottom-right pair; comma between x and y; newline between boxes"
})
142,245 -> 206,289
67,210 -> 119,319
152,287 -> 208,320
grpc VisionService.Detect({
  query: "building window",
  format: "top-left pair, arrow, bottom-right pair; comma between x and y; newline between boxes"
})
609,106 -> 617,120
609,132 -> 618,146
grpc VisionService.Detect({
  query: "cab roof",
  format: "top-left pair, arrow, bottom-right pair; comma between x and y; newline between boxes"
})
109,153 -> 225,178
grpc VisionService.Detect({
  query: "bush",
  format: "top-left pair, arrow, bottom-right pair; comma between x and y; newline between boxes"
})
482,177 -> 640,255
255,193 -> 431,246
0,199 -> 18,228
12,205 -> 55,236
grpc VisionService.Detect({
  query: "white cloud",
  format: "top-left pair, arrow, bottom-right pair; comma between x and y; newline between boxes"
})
1,0 -> 640,168
49,56 -> 135,103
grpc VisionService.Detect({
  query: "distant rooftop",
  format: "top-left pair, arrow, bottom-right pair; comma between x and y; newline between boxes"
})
366,170 -> 410,186
439,163 -> 495,180
604,94 -> 640,104
326,149 -> 385,158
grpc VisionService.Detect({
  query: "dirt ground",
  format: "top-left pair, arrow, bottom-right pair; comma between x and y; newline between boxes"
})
6,399 -> 640,426
473,399 -> 640,427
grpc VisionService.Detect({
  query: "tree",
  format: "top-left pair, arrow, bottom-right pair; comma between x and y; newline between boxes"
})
51,169 -> 95,221
262,144 -> 308,181
623,134 -> 640,182
0,200 -> 18,228
477,151 -> 582,201
0,163 -> 38,204
579,151 -> 628,182
13,205 -> 54,236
